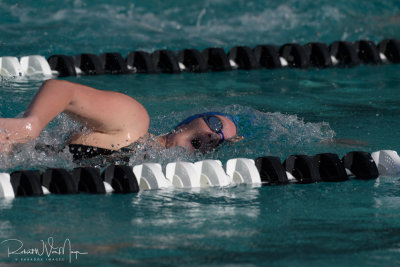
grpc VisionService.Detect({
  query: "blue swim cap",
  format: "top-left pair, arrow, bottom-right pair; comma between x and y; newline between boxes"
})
175,112 -> 238,129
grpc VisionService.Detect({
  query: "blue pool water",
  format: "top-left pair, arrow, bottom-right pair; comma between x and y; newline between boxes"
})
1,0 -> 400,266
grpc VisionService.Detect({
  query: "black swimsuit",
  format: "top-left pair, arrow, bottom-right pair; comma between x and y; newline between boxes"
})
35,135 -> 154,164
68,144 -> 132,162
68,144 -> 115,160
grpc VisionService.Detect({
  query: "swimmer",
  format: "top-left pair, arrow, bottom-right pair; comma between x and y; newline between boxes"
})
0,79 -> 239,157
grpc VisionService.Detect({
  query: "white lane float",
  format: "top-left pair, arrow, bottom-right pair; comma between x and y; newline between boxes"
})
20,55 -> 52,76
0,173 -> 15,198
133,163 -> 172,190
165,161 -> 200,188
0,57 -> 23,77
226,158 -> 261,184
194,160 -> 230,187
0,55 -> 54,77
371,150 -> 400,176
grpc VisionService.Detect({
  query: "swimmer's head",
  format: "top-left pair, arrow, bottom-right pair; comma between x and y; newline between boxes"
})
161,112 -> 241,153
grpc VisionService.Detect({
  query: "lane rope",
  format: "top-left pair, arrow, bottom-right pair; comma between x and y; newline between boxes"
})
0,39 -> 399,78
0,150 -> 398,198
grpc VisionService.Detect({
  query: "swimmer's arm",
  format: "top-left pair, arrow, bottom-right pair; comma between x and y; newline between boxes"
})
0,79 -> 149,147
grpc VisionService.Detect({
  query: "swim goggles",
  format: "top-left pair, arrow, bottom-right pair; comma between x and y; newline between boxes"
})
175,112 -> 237,150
